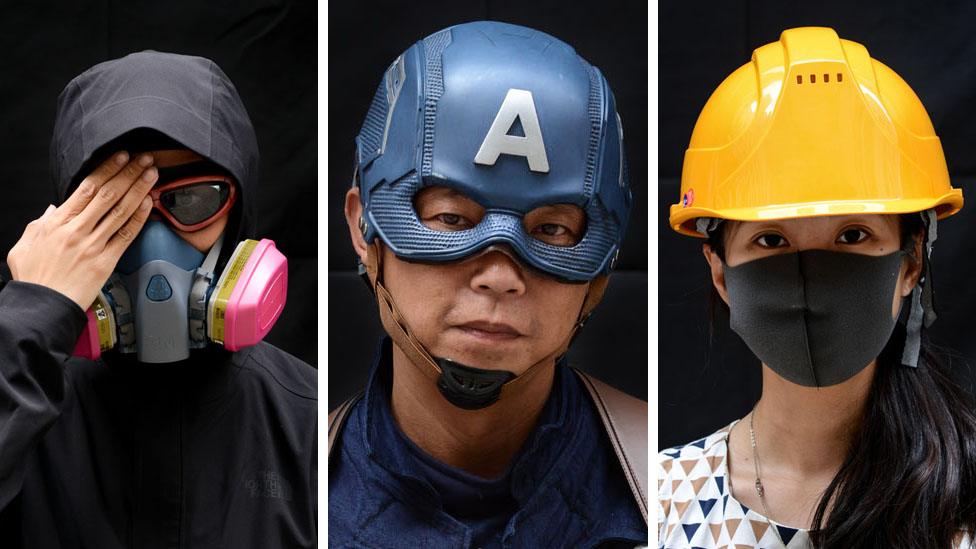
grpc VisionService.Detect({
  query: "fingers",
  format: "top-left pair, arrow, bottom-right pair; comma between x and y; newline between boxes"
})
57,151 -> 130,220
90,163 -> 158,242
71,154 -> 156,234
103,196 -> 153,261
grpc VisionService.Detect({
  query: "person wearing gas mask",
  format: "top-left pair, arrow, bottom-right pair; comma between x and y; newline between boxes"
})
329,21 -> 647,547
659,28 -> 976,548
0,52 -> 315,547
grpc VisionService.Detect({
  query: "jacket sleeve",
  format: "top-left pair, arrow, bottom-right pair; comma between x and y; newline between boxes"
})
0,281 -> 87,510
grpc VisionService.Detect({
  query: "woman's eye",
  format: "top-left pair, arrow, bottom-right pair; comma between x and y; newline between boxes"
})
755,233 -> 788,248
837,228 -> 869,244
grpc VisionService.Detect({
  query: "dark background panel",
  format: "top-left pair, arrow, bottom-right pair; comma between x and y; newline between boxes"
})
660,0 -> 976,449
658,0 -> 750,178
0,1 -> 316,366
328,0 -> 648,408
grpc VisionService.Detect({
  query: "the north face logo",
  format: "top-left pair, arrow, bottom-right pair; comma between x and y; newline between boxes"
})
243,470 -> 292,501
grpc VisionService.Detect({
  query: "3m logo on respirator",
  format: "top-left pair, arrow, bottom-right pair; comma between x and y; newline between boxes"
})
474,89 -> 550,173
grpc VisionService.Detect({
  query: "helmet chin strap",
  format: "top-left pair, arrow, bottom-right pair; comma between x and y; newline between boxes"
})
363,241 -> 609,410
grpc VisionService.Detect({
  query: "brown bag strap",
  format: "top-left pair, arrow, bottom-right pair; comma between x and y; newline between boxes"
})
574,369 -> 648,525
328,392 -> 364,463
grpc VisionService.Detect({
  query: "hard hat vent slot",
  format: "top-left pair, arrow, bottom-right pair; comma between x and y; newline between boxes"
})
795,73 -> 844,85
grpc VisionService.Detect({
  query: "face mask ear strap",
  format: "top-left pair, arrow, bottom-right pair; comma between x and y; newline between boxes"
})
696,217 -> 723,237
901,209 -> 938,368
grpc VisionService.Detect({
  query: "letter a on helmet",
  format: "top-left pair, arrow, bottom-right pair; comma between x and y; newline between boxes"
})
474,88 -> 550,173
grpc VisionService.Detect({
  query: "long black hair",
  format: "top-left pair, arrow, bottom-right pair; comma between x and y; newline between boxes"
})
707,216 -> 976,548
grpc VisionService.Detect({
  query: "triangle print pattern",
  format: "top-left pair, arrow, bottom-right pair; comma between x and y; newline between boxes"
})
657,422 -> 813,548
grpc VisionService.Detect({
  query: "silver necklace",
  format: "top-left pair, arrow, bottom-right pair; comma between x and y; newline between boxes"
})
749,406 -> 788,548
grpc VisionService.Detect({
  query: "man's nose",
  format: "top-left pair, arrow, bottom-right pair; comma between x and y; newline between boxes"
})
468,245 -> 526,296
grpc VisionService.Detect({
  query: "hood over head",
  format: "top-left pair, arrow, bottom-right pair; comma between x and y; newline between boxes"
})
50,50 -> 259,240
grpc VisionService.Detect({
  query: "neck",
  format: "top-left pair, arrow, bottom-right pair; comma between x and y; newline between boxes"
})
389,343 -> 555,478
752,361 -> 875,476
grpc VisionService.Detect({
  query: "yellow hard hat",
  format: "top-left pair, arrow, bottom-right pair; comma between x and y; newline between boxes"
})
670,27 -> 963,237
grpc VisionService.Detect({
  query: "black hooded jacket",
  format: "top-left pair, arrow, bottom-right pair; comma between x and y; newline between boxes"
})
0,52 -> 316,548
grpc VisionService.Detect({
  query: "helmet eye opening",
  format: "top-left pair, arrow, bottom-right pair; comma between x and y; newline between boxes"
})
413,186 -> 486,233
412,185 -> 587,247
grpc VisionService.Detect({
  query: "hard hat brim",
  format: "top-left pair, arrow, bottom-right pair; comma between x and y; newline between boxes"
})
669,189 -> 964,238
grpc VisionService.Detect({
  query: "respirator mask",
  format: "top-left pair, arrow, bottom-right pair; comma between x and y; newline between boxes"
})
73,168 -> 287,363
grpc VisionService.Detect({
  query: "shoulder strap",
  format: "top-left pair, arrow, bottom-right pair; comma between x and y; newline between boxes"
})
328,392 -> 364,464
573,369 -> 648,525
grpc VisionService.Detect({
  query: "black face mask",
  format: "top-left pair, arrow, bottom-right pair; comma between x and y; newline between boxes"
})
723,249 -> 906,387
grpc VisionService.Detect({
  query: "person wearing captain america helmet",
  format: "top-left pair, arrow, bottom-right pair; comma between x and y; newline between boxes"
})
0,52 -> 315,547
330,21 -> 647,547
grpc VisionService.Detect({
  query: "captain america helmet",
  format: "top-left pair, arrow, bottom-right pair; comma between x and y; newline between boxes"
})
354,21 -> 631,282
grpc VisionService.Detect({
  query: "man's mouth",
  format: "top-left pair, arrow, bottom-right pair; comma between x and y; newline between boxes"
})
453,320 -> 523,341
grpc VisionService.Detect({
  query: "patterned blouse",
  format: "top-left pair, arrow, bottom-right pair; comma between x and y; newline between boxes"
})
658,422 -> 812,548
658,422 -> 974,548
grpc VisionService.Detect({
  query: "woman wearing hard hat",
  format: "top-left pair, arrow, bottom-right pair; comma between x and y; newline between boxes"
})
658,27 -> 976,548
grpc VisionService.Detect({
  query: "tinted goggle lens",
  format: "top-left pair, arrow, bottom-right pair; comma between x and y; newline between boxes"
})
158,180 -> 232,227
149,175 -> 236,231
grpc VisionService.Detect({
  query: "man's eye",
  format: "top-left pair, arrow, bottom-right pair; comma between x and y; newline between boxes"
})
522,203 -> 585,247
428,212 -> 475,230
537,223 -> 566,237
437,213 -> 461,226
837,228 -> 869,244
755,233 -> 788,248
414,186 -> 486,232
530,223 -> 578,246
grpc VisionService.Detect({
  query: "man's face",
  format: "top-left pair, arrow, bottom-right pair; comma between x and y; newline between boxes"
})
148,149 -> 230,252
346,186 -> 590,375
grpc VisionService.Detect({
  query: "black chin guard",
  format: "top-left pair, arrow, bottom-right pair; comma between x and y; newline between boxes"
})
435,358 -> 515,410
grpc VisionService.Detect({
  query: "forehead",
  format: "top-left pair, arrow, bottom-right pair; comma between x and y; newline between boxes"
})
151,149 -> 205,168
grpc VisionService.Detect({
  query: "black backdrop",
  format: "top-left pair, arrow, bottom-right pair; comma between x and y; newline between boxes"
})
659,0 -> 976,448
328,0 -> 649,408
0,2 -> 317,367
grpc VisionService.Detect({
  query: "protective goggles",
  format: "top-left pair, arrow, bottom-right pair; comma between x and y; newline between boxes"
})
149,175 -> 236,231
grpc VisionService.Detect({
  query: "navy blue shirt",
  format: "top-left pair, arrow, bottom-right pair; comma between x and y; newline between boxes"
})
329,339 -> 646,548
